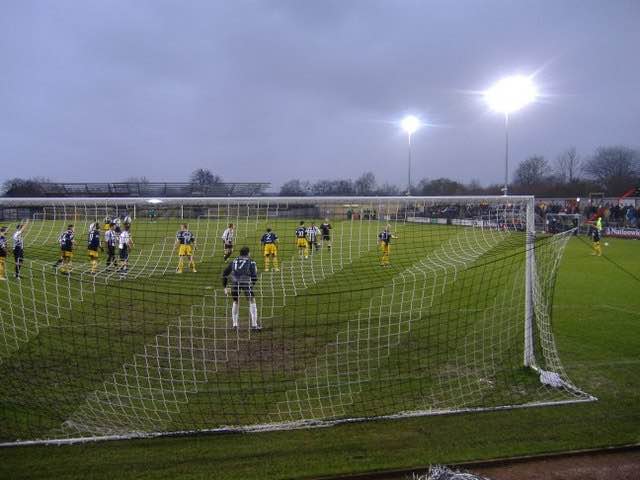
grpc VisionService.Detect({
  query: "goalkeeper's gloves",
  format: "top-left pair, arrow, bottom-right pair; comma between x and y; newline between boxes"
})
224,287 -> 230,296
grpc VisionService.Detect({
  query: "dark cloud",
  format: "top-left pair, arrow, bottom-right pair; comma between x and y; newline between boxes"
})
1,0 -> 638,188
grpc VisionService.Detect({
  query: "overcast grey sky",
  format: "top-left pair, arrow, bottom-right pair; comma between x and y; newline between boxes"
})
1,0 -> 639,188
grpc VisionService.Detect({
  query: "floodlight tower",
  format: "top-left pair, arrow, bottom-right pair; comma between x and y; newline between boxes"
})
484,76 -> 537,196
401,115 -> 420,196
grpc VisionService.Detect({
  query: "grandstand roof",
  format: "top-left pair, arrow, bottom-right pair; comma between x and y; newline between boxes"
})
3,182 -> 271,198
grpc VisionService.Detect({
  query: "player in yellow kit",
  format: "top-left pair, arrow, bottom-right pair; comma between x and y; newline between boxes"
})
295,221 -> 308,259
87,224 -> 102,274
54,225 -> 75,274
590,224 -> 602,257
378,224 -> 398,266
175,224 -> 197,273
261,228 -> 279,272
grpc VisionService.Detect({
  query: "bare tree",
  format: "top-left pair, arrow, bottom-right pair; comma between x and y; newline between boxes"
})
311,180 -> 334,196
466,179 -> 483,195
555,147 -> 582,183
354,172 -> 376,195
332,179 -> 355,195
416,177 -> 467,195
584,146 -> 640,194
376,182 -> 401,196
2,177 -> 51,197
514,155 -> 549,187
280,179 -> 310,196
190,168 -> 222,185
310,179 -> 355,195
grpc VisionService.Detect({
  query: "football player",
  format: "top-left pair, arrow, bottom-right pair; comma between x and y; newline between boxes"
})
104,222 -> 118,269
307,222 -> 320,254
590,224 -> 602,257
320,219 -> 332,250
87,224 -> 102,274
118,224 -> 134,277
55,225 -> 75,274
222,246 -> 260,331
261,227 -> 279,272
295,221 -> 308,259
12,221 -> 28,279
175,223 -> 197,273
378,224 -> 398,267
0,226 -> 7,280
221,223 -> 235,262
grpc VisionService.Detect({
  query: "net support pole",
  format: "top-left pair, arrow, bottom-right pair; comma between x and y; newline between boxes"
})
524,196 -> 536,367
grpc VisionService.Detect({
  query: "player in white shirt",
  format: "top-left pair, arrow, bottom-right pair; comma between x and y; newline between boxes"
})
118,225 -> 134,277
104,223 -> 118,269
221,223 -> 235,262
11,220 -> 28,279
307,223 -> 320,254
113,217 -> 122,237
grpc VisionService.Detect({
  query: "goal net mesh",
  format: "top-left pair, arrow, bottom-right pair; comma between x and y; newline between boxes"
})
0,196 -> 593,444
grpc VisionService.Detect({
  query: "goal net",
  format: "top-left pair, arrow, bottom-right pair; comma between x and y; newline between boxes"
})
544,213 -> 582,234
0,196 -> 593,445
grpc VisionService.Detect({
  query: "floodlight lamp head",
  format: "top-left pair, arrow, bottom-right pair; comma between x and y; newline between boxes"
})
147,198 -> 163,204
484,75 -> 537,114
401,115 -> 420,135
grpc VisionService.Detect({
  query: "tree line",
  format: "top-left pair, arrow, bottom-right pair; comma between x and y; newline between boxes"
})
2,145 -> 638,197
281,145 -> 640,197
510,145 -> 640,197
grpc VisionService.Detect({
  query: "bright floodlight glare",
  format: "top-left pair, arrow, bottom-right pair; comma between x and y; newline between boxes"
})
147,198 -> 163,204
401,115 -> 420,135
484,75 -> 537,114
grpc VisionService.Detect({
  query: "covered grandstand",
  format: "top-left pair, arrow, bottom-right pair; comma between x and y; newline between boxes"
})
2,181 -> 271,198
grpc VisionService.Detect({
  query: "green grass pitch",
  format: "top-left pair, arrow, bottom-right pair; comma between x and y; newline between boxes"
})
2,217 -> 536,435
0,220 -> 638,479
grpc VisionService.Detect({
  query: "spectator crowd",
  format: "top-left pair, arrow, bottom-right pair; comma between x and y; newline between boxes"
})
536,200 -> 639,228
